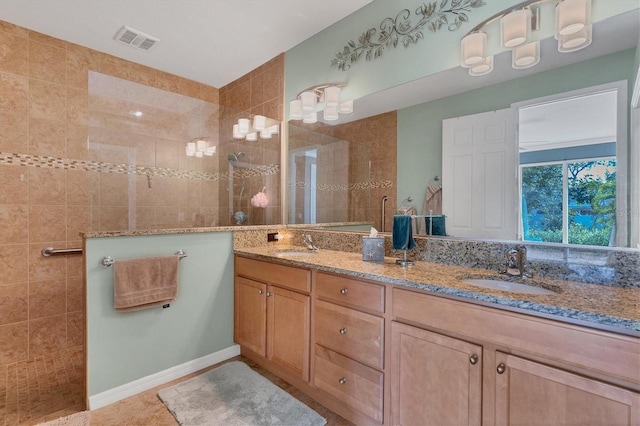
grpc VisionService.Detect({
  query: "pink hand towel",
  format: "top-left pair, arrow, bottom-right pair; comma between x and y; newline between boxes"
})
113,255 -> 179,312
423,185 -> 443,215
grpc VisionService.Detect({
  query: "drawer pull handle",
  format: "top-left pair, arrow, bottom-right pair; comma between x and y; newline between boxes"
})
258,290 -> 264,295
339,328 -> 347,335
469,354 -> 478,365
338,377 -> 346,385
266,292 -> 273,297
497,363 -> 506,374
340,288 -> 349,295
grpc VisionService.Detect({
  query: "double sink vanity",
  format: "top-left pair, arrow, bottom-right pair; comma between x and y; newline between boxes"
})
233,241 -> 639,425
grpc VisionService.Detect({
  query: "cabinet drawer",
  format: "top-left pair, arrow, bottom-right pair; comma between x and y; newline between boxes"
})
316,272 -> 385,314
393,288 -> 640,386
314,345 -> 383,424
235,256 -> 310,293
315,299 -> 384,369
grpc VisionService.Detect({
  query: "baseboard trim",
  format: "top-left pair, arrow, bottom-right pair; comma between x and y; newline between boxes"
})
88,344 -> 240,410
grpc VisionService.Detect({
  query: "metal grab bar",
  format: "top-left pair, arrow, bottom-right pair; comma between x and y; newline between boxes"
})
100,250 -> 187,268
41,247 -> 83,257
381,195 -> 388,232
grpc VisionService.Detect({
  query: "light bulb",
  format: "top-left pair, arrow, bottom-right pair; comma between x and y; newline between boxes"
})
238,118 -> 250,134
461,32 -> 486,67
290,99 -> 303,120
501,9 -> 531,48
253,115 -> 266,131
324,86 -> 341,107
512,41 -> 540,69
300,91 -> 317,112
302,111 -> 317,124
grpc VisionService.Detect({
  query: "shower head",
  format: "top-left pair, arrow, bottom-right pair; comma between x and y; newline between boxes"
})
227,152 -> 244,163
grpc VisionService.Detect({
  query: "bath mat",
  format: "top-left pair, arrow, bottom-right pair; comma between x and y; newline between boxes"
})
37,411 -> 90,426
158,361 -> 326,426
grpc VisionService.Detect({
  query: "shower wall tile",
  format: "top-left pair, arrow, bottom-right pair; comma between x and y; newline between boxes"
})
156,206 -> 179,228
155,138 -> 180,169
29,79 -> 66,122
67,205 -> 90,241
0,245 -> 28,285
0,30 -> 29,76
28,313 -> 67,357
0,205 -> 28,244
0,111 -> 28,152
66,253 -> 84,279
67,170 -> 90,205
29,40 -> 66,85
66,311 -> 84,348
29,279 -> 66,319
66,276 -> 84,313
0,166 -> 28,204
66,87 -> 89,126
99,206 -> 128,231
66,124 -> 90,160
0,322 -> 28,364
66,44 -> 99,89
29,205 -> 67,243
29,30 -> 67,50
130,136 -> 156,167
28,242 -> 67,282
98,53 -> 131,80
0,72 -> 29,114
29,167 -> 66,205
0,283 -> 28,325
99,173 -> 129,206
135,206 -> 156,230
29,116 -> 67,157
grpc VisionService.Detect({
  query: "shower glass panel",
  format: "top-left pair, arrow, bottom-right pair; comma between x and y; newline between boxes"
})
87,71 -> 282,230
288,123 -> 370,224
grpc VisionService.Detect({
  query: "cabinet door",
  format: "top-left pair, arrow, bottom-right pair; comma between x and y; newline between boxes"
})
267,286 -> 310,381
234,277 -> 267,356
495,352 -> 640,426
390,322 -> 482,426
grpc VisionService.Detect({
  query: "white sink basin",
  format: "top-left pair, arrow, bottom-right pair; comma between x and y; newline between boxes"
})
462,279 -> 556,295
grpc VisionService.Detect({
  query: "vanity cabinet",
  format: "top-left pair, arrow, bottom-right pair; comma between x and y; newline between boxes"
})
392,287 -> 640,426
234,256 -> 311,381
494,352 -> 640,425
313,272 -> 386,424
390,322 -> 482,425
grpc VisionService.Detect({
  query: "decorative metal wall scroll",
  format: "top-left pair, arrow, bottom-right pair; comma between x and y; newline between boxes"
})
331,0 -> 486,71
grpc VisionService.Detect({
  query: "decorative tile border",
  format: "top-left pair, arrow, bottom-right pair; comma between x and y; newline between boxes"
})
290,180 -> 393,191
0,152 -> 279,181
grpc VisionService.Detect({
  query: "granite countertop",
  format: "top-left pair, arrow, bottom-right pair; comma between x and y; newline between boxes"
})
234,245 -> 640,336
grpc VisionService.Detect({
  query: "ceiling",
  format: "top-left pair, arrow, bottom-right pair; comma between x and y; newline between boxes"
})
0,0 -> 372,88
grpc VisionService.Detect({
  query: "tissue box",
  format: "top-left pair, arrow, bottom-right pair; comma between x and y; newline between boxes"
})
362,237 -> 385,262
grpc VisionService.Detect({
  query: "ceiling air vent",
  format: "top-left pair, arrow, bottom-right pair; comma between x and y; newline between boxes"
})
114,26 -> 160,51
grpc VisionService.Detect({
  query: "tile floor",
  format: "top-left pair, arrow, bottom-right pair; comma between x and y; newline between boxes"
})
4,353 -> 351,425
0,346 -> 84,426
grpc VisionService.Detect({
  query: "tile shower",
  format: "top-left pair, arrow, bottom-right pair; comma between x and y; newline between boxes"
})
0,20 -> 283,422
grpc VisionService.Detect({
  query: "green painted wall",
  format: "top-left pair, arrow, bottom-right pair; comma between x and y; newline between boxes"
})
397,48 -> 636,213
86,232 -> 235,395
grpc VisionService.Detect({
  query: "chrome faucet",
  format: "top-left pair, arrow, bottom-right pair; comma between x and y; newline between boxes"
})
302,234 -> 319,251
503,246 -> 529,277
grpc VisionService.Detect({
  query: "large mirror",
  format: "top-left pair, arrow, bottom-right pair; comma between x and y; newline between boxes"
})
286,7 -> 640,248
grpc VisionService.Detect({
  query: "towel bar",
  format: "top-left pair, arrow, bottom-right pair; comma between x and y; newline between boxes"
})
100,250 -> 187,268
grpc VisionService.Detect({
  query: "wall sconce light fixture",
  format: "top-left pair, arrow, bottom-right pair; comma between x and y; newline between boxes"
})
232,115 -> 279,140
186,138 -> 216,158
289,83 -> 353,123
460,0 -> 591,76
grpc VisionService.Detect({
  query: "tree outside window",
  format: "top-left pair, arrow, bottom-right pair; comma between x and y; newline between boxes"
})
521,159 -> 616,246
